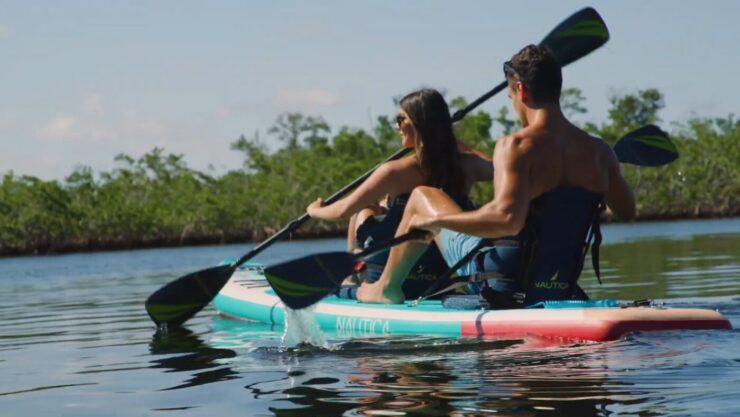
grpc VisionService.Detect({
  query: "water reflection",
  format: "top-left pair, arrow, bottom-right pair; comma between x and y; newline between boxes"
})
581,233 -> 740,300
119,221 -> 740,416
228,337 -> 617,416
220,329 -> 740,417
0,219 -> 737,416
149,327 -> 239,390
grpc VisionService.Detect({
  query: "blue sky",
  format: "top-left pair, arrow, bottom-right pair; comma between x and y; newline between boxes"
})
1,1 -> 738,180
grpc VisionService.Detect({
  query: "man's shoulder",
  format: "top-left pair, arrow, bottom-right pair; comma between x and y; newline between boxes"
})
582,133 -> 618,161
496,132 -> 535,153
493,133 -> 536,169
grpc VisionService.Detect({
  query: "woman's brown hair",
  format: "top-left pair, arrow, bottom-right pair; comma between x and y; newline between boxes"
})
399,88 -> 465,199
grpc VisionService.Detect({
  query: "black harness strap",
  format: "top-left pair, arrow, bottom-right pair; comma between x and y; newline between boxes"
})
591,202 -> 605,285
580,201 -> 605,286
412,238 -> 489,305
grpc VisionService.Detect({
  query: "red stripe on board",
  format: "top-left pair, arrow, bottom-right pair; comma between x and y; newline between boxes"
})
460,318 -> 732,342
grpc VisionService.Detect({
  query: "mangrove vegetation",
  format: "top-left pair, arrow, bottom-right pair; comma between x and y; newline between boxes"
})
1,88 -> 737,255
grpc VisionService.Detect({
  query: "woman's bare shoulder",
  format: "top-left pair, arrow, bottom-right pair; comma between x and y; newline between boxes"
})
382,155 -> 418,174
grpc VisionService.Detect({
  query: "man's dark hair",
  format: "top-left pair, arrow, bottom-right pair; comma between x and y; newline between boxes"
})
504,44 -> 562,104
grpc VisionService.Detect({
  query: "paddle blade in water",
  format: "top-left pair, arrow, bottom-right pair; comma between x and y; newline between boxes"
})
145,264 -> 236,327
264,252 -> 356,309
614,124 -> 678,167
540,7 -> 609,67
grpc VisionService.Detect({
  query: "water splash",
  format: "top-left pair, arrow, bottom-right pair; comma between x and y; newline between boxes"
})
282,306 -> 332,349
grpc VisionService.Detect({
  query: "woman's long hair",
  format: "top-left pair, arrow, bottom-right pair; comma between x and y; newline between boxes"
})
400,88 -> 465,199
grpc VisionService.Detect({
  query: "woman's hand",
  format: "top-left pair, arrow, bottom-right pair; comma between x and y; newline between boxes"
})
306,197 -> 324,217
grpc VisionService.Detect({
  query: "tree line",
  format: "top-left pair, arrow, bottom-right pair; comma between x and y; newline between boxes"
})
1,88 -> 737,256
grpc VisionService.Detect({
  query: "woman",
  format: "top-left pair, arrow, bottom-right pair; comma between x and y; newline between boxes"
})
306,88 -> 492,299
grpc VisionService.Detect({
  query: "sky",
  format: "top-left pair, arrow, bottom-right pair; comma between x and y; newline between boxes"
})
1,1 -> 738,180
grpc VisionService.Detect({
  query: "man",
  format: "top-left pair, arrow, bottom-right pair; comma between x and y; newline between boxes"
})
357,44 -> 635,305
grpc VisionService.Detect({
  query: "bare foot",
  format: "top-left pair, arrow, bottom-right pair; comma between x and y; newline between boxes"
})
356,280 -> 404,304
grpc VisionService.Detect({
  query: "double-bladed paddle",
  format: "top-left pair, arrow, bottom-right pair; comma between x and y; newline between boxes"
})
145,7 -> 610,327
264,125 -> 678,310
452,6 -> 609,122
613,124 -> 678,166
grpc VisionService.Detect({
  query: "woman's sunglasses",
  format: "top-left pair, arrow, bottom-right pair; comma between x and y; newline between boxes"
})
395,114 -> 407,127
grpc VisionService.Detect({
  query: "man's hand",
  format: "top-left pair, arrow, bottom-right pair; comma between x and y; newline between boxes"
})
408,214 -> 441,239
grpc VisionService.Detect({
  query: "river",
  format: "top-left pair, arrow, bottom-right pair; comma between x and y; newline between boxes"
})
1,218 -> 739,416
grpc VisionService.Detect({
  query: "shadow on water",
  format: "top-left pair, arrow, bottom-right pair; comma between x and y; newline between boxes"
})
148,327 -> 240,391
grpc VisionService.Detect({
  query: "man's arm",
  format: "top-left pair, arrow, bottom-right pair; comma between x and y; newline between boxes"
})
604,146 -> 636,220
419,136 -> 531,238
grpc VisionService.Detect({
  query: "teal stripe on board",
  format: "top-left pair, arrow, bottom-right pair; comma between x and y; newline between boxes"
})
213,292 -> 463,338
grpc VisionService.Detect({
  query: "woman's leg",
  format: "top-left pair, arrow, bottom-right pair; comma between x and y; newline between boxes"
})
357,186 -> 462,303
346,209 -> 371,252
346,213 -> 358,253
343,207 -> 383,285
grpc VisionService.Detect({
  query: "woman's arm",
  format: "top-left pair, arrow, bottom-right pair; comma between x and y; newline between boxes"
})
306,159 -> 412,221
457,140 -> 494,183
472,153 -> 494,182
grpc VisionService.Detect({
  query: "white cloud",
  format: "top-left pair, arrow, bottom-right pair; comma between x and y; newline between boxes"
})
17,95 -> 245,179
0,24 -> 13,39
273,88 -> 342,108
35,95 -> 168,146
37,116 -> 81,140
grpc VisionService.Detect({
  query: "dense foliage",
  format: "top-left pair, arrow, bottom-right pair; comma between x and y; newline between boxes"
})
1,89 -> 737,255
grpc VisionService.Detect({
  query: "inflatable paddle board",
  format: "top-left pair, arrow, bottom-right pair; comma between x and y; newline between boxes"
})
213,264 -> 732,342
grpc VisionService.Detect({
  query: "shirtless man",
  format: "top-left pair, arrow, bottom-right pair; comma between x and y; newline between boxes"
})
357,44 -> 635,305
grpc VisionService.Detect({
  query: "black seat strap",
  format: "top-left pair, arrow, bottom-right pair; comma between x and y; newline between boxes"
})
590,202 -> 605,285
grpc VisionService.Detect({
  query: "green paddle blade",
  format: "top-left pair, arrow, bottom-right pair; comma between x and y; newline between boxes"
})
264,252 -> 356,309
541,7 -> 609,67
264,229 -> 428,309
145,264 -> 236,327
614,125 -> 678,166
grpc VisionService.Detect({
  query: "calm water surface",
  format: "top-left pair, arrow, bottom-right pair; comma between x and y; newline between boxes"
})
1,218 -> 739,416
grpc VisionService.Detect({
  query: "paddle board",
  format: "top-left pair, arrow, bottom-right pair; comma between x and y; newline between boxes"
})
212,264 -> 732,342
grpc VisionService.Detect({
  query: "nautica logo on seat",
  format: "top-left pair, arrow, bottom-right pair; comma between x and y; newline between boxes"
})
534,271 -> 570,290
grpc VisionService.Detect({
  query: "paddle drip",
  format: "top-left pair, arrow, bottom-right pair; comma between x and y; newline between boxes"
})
281,306 -> 331,348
